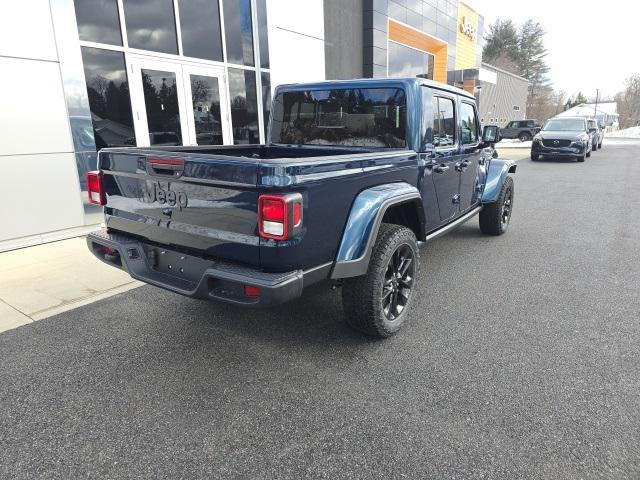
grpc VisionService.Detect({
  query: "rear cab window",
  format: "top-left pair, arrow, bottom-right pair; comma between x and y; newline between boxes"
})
270,87 -> 407,148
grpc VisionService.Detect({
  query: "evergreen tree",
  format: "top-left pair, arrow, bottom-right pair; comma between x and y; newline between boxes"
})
483,19 -> 519,67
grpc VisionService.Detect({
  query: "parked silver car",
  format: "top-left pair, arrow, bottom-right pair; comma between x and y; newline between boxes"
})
587,118 -> 604,150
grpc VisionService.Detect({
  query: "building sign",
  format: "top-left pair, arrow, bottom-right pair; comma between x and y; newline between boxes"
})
455,2 -> 479,70
460,16 -> 477,41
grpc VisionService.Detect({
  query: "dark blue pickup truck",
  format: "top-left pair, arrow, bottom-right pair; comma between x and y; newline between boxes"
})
87,78 -> 516,337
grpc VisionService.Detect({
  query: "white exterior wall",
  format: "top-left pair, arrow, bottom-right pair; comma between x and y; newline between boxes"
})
0,0 -> 85,251
266,0 -> 325,91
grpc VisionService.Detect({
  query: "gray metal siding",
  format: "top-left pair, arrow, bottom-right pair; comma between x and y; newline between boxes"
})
478,65 -> 529,127
324,0 -> 364,79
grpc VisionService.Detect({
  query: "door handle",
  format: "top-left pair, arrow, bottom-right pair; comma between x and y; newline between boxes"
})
455,160 -> 470,172
433,165 -> 449,173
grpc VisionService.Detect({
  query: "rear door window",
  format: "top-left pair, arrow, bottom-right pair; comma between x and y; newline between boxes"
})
432,96 -> 456,147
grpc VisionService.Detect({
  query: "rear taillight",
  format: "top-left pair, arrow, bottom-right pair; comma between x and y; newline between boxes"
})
258,193 -> 303,240
86,170 -> 106,205
243,285 -> 261,298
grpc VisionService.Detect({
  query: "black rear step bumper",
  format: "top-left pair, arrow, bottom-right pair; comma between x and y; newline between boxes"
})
87,229 -> 331,307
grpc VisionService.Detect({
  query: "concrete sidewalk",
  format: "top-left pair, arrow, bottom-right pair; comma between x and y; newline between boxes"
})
0,236 -> 142,333
495,147 -> 529,161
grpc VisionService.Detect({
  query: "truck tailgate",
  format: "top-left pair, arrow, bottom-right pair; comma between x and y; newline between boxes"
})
99,149 -> 260,265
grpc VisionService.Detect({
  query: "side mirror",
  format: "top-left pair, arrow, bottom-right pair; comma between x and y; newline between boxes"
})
482,125 -> 500,144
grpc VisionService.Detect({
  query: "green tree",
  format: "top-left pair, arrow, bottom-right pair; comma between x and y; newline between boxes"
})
516,20 -> 550,113
483,19 -> 519,68
565,92 -> 588,109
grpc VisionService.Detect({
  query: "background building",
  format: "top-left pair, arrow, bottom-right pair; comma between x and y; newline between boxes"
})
476,63 -> 529,126
1,0 -> 522,251
558,102 -> 620,130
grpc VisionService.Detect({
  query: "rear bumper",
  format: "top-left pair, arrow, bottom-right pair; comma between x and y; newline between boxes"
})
87,229 -> 331,307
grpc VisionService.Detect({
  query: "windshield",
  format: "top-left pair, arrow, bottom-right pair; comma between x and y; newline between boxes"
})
270,88 -> 407,148
543,118 -> 585,131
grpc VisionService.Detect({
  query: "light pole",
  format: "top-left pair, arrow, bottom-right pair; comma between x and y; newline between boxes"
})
594,89 -> 600,118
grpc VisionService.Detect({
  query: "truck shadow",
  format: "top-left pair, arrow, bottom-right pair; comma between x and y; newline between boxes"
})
198,281 -> 368,345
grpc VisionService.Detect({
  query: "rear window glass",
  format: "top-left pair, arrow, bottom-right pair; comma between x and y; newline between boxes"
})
270,88 -> 407,148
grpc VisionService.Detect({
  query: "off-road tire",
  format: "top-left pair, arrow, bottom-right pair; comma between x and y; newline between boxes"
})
342,224 -> 419,338
479,175 -> 514,235
519,132 -> 531,142
531,153 -> 539,161
586,148 -> 591,158
598,142 -> 603,149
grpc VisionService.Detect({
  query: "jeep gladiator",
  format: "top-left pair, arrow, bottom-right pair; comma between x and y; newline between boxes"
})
87,78 -> 516,337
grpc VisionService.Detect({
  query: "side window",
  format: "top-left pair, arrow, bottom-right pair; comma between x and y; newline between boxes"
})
460,102 -> 479,145
432,96 -> 456,147
507,121 -> 515,128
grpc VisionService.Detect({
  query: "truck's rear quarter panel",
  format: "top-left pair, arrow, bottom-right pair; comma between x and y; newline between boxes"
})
257,150 -> 420,271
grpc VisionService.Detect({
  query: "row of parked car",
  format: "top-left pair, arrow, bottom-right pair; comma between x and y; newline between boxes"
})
529,117 -> 604,162
501,117 -> 605,162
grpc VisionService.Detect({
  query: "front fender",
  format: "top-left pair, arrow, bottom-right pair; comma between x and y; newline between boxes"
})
331,183 -> 422,279
481,158 -> 516,203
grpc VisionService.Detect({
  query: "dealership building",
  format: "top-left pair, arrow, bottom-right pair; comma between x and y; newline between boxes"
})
0,0 -> 522,251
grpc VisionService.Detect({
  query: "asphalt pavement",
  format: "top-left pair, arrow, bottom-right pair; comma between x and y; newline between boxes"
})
1,139 -> 639,479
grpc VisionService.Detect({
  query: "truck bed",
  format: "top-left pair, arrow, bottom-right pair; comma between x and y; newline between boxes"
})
98,144 -> 418,273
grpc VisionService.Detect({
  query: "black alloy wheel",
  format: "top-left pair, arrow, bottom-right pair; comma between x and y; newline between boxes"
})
479,175 -> 514,235
501,184 -> 513,229
342,224 -> 419,338
382,244 -> 415,322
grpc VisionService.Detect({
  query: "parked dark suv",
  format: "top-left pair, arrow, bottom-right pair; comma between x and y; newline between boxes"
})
501,119 -> 541,142
531,117 -> 592,162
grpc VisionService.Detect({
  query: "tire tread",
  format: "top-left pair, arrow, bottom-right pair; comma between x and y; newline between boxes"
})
479,176 -> 514,235
342,224 -> 418,338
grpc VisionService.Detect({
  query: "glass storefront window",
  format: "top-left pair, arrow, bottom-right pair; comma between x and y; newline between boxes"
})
141,69 -> 182,146
123,0 -> 178,54
80,47 -> 136,147
74,0 -> 122,46
261,72 -> 271,133
222,0 -> 255,66
178,0 -> 223,62
228,68 -> 259,144
256,0 -> 270,68
190,74 -> 223,145
388,41 -> 434,79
